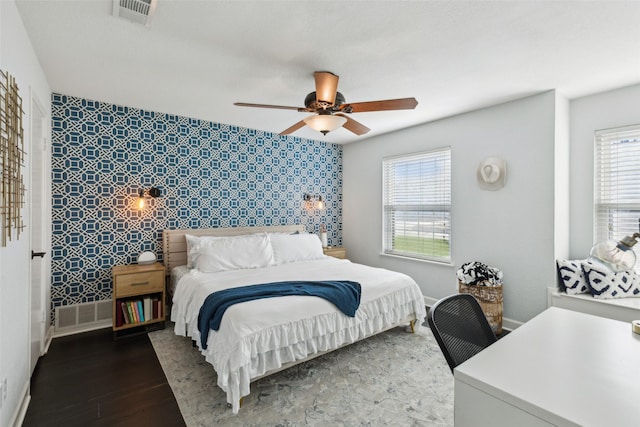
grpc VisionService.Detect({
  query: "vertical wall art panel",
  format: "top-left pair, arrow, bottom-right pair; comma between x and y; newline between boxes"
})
51,93 -> 342,314
0,70 -> 26,246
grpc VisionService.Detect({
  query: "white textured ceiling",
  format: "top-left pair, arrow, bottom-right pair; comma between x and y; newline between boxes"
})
16,0 -> 640,144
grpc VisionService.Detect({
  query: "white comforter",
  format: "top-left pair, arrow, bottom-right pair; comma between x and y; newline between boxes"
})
171,257 -> 426,413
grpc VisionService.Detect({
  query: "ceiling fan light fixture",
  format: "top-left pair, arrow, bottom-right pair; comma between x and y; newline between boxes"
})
235,71 -> 418,136
303,114 -> 347,135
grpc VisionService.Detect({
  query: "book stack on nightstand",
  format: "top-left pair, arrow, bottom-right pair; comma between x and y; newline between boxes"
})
112,263 -> 166,336
323,246 -> 347,259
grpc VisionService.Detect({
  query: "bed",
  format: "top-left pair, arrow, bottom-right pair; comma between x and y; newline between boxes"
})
163,225 -> 427,413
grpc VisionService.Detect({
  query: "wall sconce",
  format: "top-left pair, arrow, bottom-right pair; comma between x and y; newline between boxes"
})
303,193 -> 325,210
137,187 -> 161,210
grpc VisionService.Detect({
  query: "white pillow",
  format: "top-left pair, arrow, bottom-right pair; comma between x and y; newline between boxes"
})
186,234 -> 244,267
582,260 -> 640,299
194,233 -> 275,273
184,234 -> 201,268
556,259 -> 590,295
269,232 -> 325,265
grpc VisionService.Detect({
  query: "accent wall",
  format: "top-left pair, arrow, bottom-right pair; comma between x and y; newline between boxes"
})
50,94 -> 342,316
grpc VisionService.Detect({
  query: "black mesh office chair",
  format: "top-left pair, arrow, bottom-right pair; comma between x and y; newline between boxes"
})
427,293 -> 497,373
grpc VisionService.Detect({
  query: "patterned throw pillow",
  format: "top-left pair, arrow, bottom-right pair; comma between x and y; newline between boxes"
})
556,259 -> 589,294
581,260 -> 640,299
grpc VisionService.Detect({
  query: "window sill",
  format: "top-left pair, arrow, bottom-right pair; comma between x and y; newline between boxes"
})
547,287 -> 640,324
379,252 -> 454,267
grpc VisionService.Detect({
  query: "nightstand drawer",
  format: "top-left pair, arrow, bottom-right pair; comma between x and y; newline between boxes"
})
115,271 -> 164,297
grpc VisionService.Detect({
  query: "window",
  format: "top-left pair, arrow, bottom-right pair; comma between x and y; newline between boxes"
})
382,147 -> 451,262
594,124 -> 640,273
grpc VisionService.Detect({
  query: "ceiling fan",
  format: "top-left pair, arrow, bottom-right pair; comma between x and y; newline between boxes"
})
234,71 -> 418,136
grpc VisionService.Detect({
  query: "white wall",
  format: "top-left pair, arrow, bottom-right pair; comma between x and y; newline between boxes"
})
569,83 -> 640,258
0,1 -> 51,425
554,94 -> 570,261
344,91 -> 563,323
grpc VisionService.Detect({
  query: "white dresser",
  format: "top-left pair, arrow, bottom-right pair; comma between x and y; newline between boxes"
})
454,307 -> 640,427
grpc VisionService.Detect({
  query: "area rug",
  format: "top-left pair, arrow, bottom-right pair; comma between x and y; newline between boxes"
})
148,324 -> 454,426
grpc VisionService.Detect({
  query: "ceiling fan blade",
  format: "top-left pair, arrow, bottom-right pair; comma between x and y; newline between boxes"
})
336,114 -> 370,135
234,102 -> 306,112
314,71 -> 339,106
340,97 -> 418,113
279,120 -> 307,135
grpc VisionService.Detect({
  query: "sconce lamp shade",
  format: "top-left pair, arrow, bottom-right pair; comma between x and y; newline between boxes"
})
303,114 -> 346,135
136,187 -> 161,210
137,189 -> 146,210
590,233 -> 640,272
303,193 -> 325,210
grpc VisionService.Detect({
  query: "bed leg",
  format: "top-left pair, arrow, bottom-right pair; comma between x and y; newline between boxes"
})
227,397 -> 245,411
410,320 -> 415,334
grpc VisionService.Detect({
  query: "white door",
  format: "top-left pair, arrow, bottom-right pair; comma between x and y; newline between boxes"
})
30,94 -> 48,375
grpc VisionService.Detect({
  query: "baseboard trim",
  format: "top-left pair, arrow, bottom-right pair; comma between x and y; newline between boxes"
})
501,317 -> 522,331
10,381 -> 30,427
43,325 -> 54,354
423,295 -> 522,332
423,295 -> 439,308
52,321 -> 111,338
51,296 -> 521,338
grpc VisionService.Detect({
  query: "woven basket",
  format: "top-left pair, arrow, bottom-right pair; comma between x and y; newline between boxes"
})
458,281 -> 503,335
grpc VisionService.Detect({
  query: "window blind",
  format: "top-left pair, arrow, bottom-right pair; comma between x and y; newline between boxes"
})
382,147 -> 451,262
594,124 -> 640,273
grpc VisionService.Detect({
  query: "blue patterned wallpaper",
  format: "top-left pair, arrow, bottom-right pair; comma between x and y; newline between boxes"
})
51,93 -> 343,313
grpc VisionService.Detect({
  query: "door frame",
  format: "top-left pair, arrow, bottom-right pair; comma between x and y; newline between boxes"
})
28,89 -> 52,374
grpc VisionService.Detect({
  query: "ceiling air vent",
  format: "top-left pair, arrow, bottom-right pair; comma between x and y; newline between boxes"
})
112,0 -> 157,27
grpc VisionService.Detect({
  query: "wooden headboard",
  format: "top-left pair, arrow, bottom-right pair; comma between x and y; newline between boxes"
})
162,225 -> 306,272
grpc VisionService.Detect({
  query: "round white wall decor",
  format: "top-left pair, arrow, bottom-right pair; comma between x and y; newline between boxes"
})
477,157 -> 507,190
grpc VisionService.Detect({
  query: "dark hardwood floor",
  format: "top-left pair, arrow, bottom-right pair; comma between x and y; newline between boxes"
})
23,327 -> 185,427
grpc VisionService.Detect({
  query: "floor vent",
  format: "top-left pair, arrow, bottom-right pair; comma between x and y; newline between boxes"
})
112,0 -> 157,27
55,301 -> 112,335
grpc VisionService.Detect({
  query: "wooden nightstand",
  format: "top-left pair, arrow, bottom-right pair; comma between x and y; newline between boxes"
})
323,246 -> 347,259
112,263 -> 166,333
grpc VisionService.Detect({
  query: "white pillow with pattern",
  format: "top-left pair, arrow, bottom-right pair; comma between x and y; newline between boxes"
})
556,259 -> 590,295
581,260 -> 640,299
